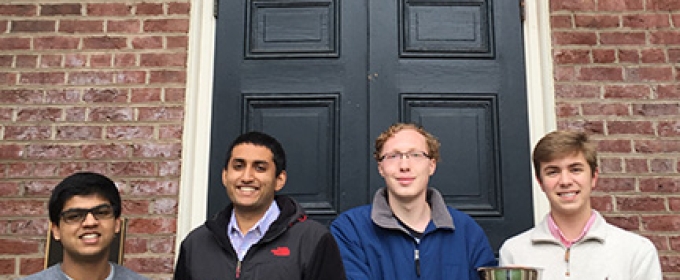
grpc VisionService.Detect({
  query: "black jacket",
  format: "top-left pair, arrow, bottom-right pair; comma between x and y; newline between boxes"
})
174,195 -> 347,280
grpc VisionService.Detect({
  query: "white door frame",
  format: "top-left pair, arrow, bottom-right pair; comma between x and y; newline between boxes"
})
176,0 -> 555,257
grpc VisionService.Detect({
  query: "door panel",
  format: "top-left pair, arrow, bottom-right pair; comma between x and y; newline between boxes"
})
210,0 -> 532,252
208,0 -> 369,225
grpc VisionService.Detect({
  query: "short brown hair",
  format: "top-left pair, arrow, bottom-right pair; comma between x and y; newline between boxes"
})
532,130 -> 598,181
373,123 -> 441,162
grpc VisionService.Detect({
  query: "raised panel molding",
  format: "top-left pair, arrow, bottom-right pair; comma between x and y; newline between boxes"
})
401,0 -> 493,58
247,0 -> 338,58
401,94 -> 502,217
243,94 -> 340,217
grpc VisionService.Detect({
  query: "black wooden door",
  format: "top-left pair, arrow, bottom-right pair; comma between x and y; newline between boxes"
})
209,0 -> 532,252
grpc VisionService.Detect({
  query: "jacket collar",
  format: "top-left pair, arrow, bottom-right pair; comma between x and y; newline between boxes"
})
371,187 -> 454,232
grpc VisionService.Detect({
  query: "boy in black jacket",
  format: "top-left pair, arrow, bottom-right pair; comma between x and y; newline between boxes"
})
174,132 -> 346,280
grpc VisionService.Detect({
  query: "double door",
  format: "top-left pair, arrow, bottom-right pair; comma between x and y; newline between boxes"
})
208,0 -> 532,252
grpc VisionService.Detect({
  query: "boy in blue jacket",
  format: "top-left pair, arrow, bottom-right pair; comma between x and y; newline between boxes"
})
331,123 -> 496,280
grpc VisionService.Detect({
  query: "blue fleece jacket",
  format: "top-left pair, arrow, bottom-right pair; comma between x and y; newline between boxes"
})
331,188 -> 496,280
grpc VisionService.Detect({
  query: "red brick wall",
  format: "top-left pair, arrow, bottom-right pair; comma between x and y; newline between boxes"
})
0,1 -> 189,278
551,0 -> 680,278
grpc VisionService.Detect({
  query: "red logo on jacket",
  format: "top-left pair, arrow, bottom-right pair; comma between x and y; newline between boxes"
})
271,247 -> 291,256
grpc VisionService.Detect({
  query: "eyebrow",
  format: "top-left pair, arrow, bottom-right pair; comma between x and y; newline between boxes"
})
231,158 -> 270,165
63,203 -> 110,212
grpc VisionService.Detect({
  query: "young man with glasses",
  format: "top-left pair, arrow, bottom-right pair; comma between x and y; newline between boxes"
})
331,123 -> 496,280
24,172 -> 147,280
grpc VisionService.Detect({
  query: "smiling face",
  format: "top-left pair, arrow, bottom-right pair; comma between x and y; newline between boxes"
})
377,129 -> 436,202
538,151 -> 598,220
223,143 -> 286,215
52,194 -> 121,264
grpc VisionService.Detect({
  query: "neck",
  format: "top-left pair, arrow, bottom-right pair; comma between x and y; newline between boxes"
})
389,193 -> 431,232
551,209 -> 593,240
61,255 -> 111,280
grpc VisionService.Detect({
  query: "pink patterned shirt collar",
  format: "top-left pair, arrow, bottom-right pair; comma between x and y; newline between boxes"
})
548,210 -> 596,247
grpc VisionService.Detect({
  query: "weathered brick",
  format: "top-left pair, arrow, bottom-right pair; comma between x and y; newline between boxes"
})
81,144 -> 129,159
164,88 -> 185,102
90,54 -> 112,68
4,124 -> 52,141
553,31 -> 598,45
19,72 -> 65,85
618,49 -> 640,63
45,89 -> 80,104
115,71 -> 147,84
106,126 -> 155,140
127,180 -> 178,196
107,19 -> 141,33
596,177 -> 636,192
25,144 -> 78,159
136,3 -> 164,15
591,195 -> 613,211
592,49 -> 616,63
626,66 -> 674,82
159,125 -> 182,139
644,215 -> 680,231
82,36 -> 128,50
132,143 -> 181,158
127,218 -> 176,234
167,36 -> 188,49
605,215 -> 640,231
555,102 -> 580,117
635,140 -> 680,153
168,2 -> 191,15
599,157 -> 623,173
0,5 -> 37,16
140,53 -> 187,67
0,201 -> 45,216
598,0 -> 644,11
648,0 -> 680,10
632,103 -> 679,116
41,4 -> 82,16
0,37 -> 31,50
138,106 -> 184,121
8,163 -> 32,178
550,0 -> 597,11
114,53 -> 138,67
149,70 -> 186,84
89,107 -> 134,121
15,55 -> 38,68
152,198 -> 177,215
110,162 -> 157,176
67,71 -> 113,85
8,219 -> 49,235
24,179 -> 58,196
0,145 -> 24,160
11,20 -> 55,32
625,158 -> 648,173
650,158 -> 674,173
130,88 -> 162,102
40,54 -> 62,68
582,102 -> 629,116
659,121 -> 680,137
604,85 -> 651,99
55,126 -> 103,140
34,36 -> 79,50
600,32 -> 646,45
640,48 -> 667,63
623,14 -> 671,28
639,177 -> 680,192
578,66 -> 624,81
553,49 -> 590,64
159,160 -> 181,176
551,15 -> 573,29
557,119 -> 605,133
131,36 -> 163,49
59,20 -> 104,33
87,3 -> 132,16
0,182 -> 20,196
143,19 -> 190,33
650,31 -> 680,44
16,108 -> 61,122
574,14 -> 620,28
124,256 -> 174,273
618,196 -> 666,211
0,258 -> 15,274
19,258 -> 43,275
554,65 -> 576,81
122,199 -> 150,215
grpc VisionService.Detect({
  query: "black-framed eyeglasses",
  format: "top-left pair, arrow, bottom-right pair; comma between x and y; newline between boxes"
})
59,204 -> 115,224
378,151 -> 431,163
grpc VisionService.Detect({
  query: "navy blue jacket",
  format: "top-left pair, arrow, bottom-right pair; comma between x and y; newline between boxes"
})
331,188 -> 496,280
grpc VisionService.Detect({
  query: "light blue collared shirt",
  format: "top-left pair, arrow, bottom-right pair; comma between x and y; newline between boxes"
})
227,202 -> 281,260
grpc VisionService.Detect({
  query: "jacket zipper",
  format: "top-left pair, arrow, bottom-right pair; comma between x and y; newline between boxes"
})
414,248 -> 420,277
236,260 -> 241,279
564,247 -> 570,277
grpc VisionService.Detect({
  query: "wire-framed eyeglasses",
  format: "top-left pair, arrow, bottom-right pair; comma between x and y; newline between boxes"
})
378,151 -> 431,163
60,204 -> 115,224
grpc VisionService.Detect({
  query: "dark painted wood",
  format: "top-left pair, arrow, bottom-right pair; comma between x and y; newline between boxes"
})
210,0 -> 532,252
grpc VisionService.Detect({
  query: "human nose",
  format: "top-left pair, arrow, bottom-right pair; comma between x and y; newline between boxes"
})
557,170 -> 572,186
240,166 -> 254,182
81,212 -> 100,225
